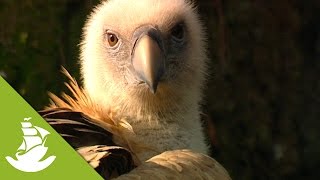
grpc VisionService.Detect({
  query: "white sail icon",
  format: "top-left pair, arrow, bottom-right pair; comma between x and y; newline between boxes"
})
6,117 -> 56,172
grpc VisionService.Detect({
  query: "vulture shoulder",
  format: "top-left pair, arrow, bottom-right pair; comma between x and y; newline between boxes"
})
115,150 -> 231,180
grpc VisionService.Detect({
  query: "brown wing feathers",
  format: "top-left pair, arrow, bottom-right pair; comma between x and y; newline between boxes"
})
40,69 -> 137,179
39,108 -> 116,148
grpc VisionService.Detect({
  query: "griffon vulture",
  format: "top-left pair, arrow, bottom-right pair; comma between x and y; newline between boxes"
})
40,0 -> 231,179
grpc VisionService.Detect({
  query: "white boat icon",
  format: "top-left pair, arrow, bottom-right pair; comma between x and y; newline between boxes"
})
6,118 -> 56,172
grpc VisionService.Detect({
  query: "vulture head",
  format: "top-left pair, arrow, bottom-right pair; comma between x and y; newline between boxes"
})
80,0 -> 207,119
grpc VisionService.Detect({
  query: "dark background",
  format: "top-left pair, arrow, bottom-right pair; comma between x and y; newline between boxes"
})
1,0 -> 319,179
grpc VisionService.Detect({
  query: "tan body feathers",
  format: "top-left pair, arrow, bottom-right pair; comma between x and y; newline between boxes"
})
115,150 -> 231,180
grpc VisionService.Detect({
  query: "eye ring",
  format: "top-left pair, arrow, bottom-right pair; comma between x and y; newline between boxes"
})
171,23 -> 185,41
106,32 -> 119,47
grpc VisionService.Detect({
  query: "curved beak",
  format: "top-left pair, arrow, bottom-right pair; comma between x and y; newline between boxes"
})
131,26 -> 165,94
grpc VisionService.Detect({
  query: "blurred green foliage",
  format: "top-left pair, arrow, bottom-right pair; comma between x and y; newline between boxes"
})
0,0 -> 319,179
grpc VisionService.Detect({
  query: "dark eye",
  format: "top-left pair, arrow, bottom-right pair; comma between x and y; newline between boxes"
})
171,24 -> 185,41
106,32 -> 119,47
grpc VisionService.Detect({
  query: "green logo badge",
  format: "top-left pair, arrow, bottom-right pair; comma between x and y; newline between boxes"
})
0,76 -> 102,179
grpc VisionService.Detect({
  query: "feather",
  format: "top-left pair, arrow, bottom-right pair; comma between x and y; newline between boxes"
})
78,145 -> 135,179
40,108 -> 136,179
45,68 -> 147,156
114,150 -> 232,180
39,108 -> 116,148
